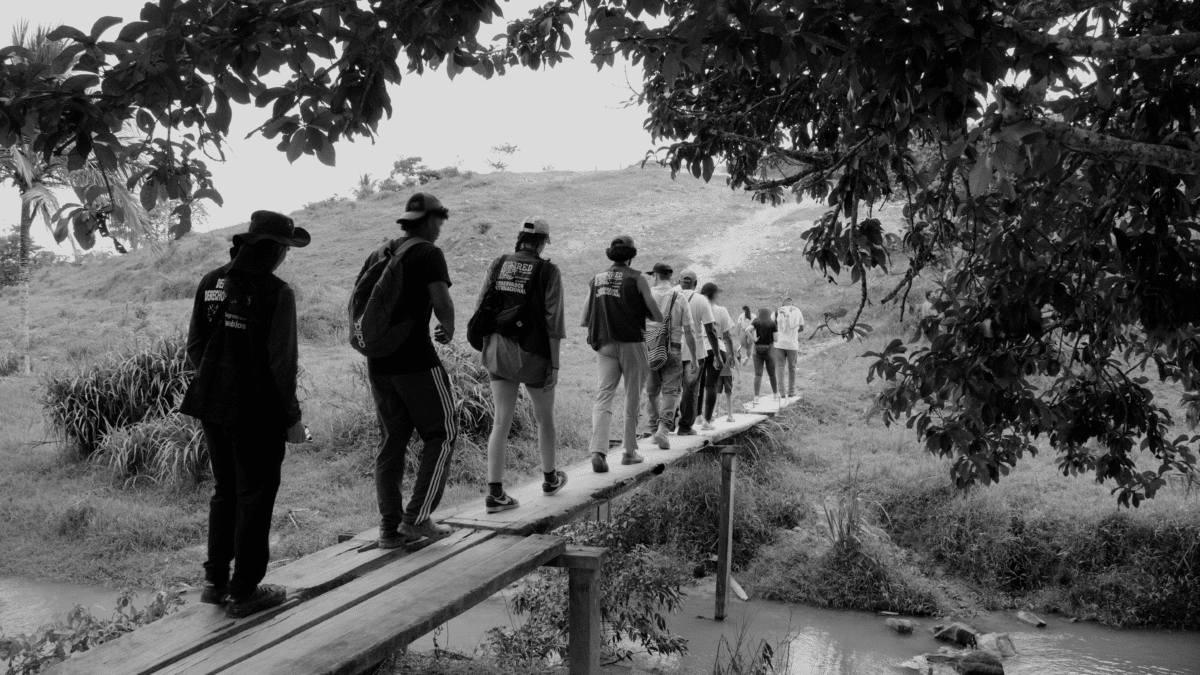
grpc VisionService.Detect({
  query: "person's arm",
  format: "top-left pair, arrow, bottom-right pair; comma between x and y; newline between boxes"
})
267,284 -> 302,429
637,274 -> 664,323
580,278 -> 594,328
429,281 -> 455,341
705,321 -> 720,365
797,308 -> 806,333
543,264 -> 565,387
682,324 -> 698,365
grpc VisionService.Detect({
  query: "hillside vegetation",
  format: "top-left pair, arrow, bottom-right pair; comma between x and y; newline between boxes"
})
1,166 -> 1197,629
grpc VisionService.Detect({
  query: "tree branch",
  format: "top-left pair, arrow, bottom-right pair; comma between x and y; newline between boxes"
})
1035,117 -> 1200,174
1023,30 -> 1200,60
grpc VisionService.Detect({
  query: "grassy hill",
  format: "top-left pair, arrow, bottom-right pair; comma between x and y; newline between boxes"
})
1,166 -> 1197,630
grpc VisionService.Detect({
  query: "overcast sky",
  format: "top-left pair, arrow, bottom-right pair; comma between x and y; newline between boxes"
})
2,0 -> 656,251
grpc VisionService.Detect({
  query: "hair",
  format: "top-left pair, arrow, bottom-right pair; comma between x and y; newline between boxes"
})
699,282 -> 719,299
515,232 -> 548,252
399,214 -> 428,232
654,271 -> 673,281
606,244 -> 637,262
741,305 -> 752,320
757,307 -> 772,321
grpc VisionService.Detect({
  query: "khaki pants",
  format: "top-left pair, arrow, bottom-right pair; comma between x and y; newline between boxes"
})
589,340 -> 649,455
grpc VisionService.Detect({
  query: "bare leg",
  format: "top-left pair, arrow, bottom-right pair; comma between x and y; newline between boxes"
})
525,384 -> 557,473
486,379 -> 520,484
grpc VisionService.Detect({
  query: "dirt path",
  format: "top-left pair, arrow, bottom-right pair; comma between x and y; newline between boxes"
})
686,201 -> 808,279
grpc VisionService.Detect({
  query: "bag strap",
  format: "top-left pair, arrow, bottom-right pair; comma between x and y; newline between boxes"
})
386,236 -> 428,262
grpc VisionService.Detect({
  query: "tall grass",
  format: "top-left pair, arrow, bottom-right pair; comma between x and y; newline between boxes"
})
93,412 -> 208,485
0,349 -> 19,377
40,335 -> 191,457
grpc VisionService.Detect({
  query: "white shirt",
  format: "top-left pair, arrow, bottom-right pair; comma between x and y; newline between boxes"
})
711,305 -> 734,354
773,305 -> 804,351
676,287 -> 714,361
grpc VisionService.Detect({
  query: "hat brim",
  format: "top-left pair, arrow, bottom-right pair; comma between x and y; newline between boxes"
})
396,208 -> 450,223
232,226 -> 311,248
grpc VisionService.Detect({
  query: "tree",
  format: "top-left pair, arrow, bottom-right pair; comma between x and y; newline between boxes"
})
0,225 -> 55,288
3,0 -> 1197,503
486,143 -> 519,172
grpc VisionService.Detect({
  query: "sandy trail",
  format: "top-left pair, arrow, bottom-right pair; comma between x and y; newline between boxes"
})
686,201 -> 807,279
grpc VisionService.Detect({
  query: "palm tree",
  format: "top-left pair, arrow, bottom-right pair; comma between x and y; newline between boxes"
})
2,22 -> 146,374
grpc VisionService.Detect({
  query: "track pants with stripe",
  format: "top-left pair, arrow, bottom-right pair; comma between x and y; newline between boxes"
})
368,362 -> 458,531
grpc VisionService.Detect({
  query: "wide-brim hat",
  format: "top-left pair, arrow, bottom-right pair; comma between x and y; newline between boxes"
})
233,210 -> 310,248
397,192 -> 450,223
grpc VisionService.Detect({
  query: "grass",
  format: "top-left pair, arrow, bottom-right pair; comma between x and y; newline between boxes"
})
0,165 -> 1196,631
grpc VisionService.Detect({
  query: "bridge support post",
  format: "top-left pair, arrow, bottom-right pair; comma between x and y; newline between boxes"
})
545,546 -> 607,675
715,447 -> 739,621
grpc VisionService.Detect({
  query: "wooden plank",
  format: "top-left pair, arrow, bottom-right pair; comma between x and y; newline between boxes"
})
43,531 -> 434,675
544,545 -> 608,570
156,530 -> 494,675
743,394 -> 801,416
568,566 -> 602,675
714,449 -> 737,621
223,534 -> 566,675
441,413 -> 767,535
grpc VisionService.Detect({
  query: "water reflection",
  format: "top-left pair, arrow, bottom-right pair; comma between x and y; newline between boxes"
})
0,577 -> 124,635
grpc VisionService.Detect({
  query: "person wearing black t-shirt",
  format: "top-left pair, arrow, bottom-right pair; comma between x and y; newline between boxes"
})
362,193 -> 459,548
750,307 -> 780,401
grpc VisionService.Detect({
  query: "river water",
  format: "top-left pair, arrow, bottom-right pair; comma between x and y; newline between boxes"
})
4,576 -> 1197,674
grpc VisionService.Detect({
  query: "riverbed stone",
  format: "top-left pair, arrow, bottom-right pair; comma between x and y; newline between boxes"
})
956,650 -> 1004,674
1016,611 -> 1047,627
932,622 -> 980,648
886,618 -> 916,634
977,633 -> 1017,657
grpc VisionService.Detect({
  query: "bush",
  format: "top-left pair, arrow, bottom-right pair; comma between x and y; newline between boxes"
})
0,588 -> 184,675
94,412 -> 208,484
484,516 -> 688,666
0,349 -> 20,377
41,335 -> 191,456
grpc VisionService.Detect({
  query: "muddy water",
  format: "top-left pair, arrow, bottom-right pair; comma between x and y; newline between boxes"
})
0,576 -> 126,635
411,580 -> 1200,675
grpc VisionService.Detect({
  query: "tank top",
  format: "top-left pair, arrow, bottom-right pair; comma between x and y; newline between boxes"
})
586,264 -> 648,347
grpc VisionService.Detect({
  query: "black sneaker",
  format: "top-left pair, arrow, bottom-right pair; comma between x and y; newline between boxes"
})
199,583 -> 228,605
485,492 -> 520,513
676,427 -> 697,436
542,470 -> 569,495
225,584 -> 287,619
378,529 -> 420,549
591,453 -> 609,473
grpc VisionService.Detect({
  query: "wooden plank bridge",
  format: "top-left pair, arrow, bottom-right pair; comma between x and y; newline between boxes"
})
46,397 -> 801,675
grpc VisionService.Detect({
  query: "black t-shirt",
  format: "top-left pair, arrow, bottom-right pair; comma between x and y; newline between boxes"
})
368,241 -> 452,374
752,318 -> 777,346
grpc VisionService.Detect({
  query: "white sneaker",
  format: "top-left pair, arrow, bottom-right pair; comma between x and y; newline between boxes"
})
725,414 -> 735,422
700,419 -> 715,431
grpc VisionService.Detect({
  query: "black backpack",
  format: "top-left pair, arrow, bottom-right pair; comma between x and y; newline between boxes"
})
467,254 -> 544,352
347,237 -> 425,357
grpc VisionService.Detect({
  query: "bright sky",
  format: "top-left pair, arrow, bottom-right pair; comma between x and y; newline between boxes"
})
1,0 -> 655,252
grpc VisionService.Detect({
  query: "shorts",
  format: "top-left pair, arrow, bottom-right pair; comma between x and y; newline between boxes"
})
717,375 -> 733,394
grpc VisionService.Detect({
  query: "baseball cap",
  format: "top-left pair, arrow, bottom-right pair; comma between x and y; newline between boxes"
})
520,217 -> 551,237
679,268 -> 698,282
651,262 -> 673,276
611,234 -> 635,248
396,192 -> 449,223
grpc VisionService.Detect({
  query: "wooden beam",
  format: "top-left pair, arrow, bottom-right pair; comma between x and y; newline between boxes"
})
544,545 -> 608,570
715,448 -> 738,621
568,565 -> 602,675
223,534 -> 566,675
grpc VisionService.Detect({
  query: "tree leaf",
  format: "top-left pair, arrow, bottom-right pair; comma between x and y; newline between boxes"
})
968,155 -> 991,196
315,134 -> 336,167
90,16 -> 124,40
193,187 -> 224,207
116,21 -> 150,42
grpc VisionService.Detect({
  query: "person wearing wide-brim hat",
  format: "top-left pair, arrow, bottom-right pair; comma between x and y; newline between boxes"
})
180,209 -> 310,619
475,217 -> 569,513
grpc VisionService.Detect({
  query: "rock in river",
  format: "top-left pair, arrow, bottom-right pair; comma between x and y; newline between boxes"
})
887,618 -> 916,634
977,632 -> 1017,657
1016,610 -> 1047,627
956,650 -> 1004,674
932,622 -> 980,648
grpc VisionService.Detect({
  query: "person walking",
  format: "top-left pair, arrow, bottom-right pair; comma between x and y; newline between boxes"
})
581,235 -> 663,472
643,262 -> 696,450
698,283 -> 735,430
751,307 -> 780,401
476,218 -> 568,512
675,269 -> 720,435
359,193 -> 459,548
180,210 -> 310,619
772,296 -> 805,398
736,305 -> 754,364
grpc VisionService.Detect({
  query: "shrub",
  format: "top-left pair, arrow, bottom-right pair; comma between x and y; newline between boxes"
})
437,341 -> 535,440
0,350 -> 20,377
0,588 -> 184,674
483,516 -> 688,666
94,412 -> 208,484
40,335 -> 191,457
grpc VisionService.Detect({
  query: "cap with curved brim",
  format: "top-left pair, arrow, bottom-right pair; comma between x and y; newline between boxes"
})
397,192 -> 450,223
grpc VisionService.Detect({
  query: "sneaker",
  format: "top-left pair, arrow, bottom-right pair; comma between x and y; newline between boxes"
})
399,519 -> 453,541
378,529 -> 420,549
651,428 -> 671,449
225,584 -> 287,619
485,492 -> 520,513
199,583 -> 228,605
620,450 -> 644,465
543,470 -> 569,495
725,414 -> 735,423
591,453 -> 609,473
676,427 -> 697,436
700,419 -> 715,431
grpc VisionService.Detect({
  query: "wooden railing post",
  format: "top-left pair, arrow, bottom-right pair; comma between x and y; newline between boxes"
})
545,545 -> 607,675
715,447 -> 738,621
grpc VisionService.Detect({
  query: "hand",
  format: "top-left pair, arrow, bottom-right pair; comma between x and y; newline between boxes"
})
286,422 -> 309,444
545,367 -> 559,388
434,324 -> 452,344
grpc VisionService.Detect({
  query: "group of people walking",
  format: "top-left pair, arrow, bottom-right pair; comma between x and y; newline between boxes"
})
178,191 -> 804,620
